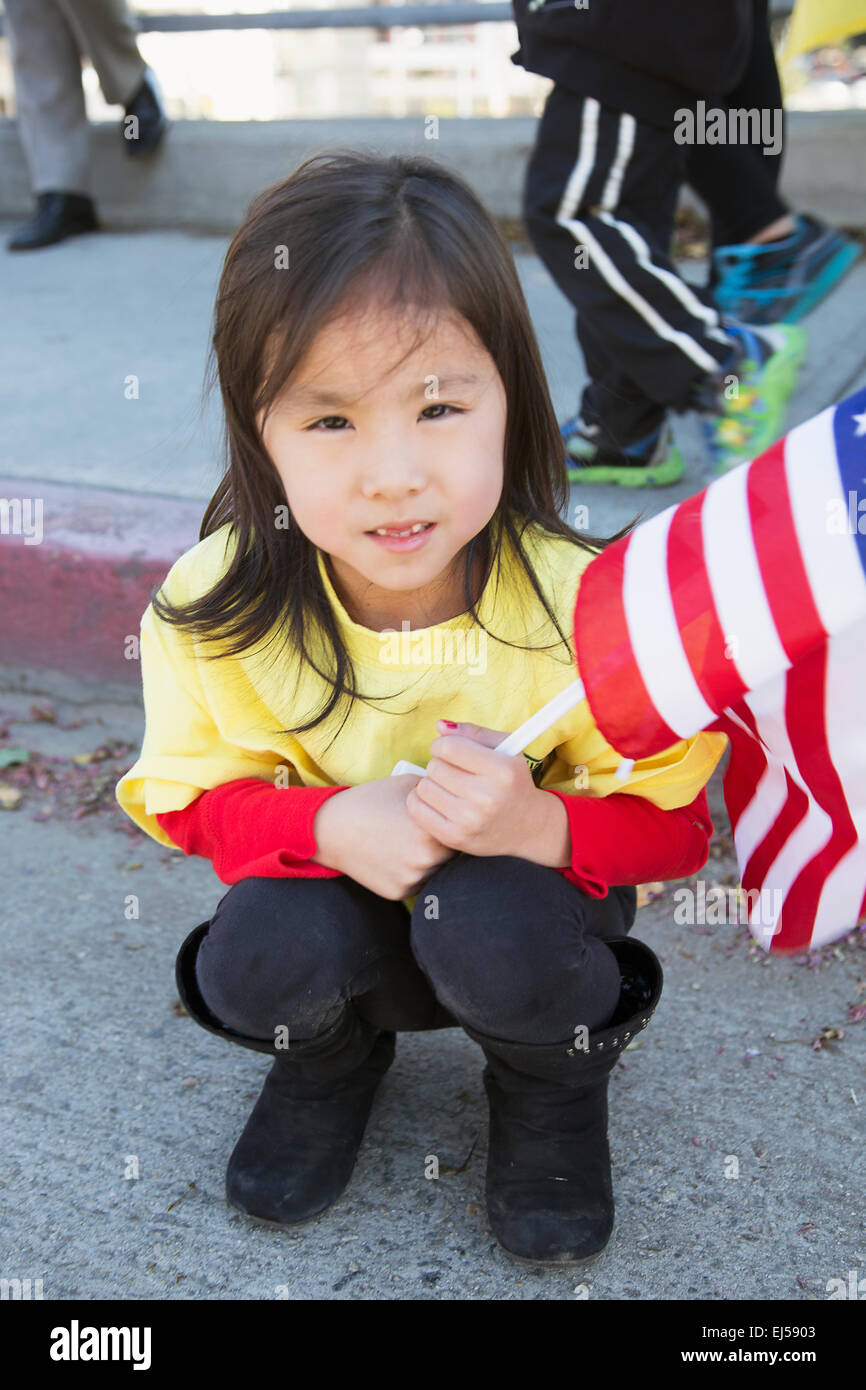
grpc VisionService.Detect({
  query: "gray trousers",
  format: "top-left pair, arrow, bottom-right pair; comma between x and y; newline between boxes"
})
5,0 -> 146,196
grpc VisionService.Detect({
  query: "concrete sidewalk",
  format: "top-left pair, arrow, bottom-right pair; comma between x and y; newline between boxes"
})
0,672 -> 864,1300
1,222 -> 866,683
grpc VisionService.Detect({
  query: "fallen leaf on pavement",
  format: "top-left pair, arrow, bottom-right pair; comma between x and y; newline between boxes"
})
636,882 -> 665,908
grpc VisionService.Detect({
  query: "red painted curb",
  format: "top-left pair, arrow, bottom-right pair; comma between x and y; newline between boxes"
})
0,477 -> 205,685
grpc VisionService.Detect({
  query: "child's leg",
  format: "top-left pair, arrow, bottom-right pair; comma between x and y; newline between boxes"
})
409,854 -> 632,1043
685,2 -> 858,328
410,854 -> 662,1264
179,875 -> 450,1228
685,0 -> 787,250
524,84 -> 732,439
576,315 -> 674,456
525,84 -> 807,475
192,873 -> 447,1042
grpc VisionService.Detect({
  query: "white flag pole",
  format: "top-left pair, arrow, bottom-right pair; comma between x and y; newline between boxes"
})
391,677 -> 618,777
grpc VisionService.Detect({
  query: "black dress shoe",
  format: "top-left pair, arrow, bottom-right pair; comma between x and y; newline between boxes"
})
7,192 -> 100,251
122,67 -> 168,157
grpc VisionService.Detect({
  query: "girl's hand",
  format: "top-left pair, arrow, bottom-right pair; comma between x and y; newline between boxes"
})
406,721 -> 545,858
312,774 -> 458,902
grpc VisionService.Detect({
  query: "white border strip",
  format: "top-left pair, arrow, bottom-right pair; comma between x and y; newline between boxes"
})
701,462 -> 791,691
621,509 -> 716,736
557,97 -> 600,222
597,210 -> 723,333
599,113 -> 635,212
784,403 -> 866,636
556,215 -> 720,373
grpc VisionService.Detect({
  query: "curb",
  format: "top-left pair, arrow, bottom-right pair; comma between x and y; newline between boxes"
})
3,113 -> 866,234
0,477 -> 204,686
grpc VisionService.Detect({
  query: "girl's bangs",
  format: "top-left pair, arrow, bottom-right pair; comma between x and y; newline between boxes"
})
256,245 -> 472,428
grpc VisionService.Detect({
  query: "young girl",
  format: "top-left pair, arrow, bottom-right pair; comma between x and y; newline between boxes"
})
116,149 -> 727,1267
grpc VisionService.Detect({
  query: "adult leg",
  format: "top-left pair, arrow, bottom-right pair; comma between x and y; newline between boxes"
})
4,0 -> 90,196
57,0 -> 145,108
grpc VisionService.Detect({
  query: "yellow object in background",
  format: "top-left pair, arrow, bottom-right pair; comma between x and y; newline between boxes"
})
780,0 -> 866,62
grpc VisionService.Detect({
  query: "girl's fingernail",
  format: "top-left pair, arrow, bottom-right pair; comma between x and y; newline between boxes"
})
439,720 -> 458,729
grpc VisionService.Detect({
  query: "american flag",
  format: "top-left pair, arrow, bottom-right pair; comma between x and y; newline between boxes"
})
573,387 -> 866,953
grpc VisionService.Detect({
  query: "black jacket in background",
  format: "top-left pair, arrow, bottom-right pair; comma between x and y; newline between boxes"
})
510,0 -> 755,127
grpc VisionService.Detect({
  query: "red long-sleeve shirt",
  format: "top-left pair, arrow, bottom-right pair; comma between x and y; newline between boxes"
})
155,777 -> 713,897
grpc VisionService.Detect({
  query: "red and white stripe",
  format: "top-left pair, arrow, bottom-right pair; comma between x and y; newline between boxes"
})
573,396 -> 866,952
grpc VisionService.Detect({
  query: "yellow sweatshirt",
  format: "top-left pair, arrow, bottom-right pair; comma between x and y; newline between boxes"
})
116,517 -> 727,908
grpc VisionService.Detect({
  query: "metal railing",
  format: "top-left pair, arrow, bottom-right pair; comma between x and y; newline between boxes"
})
0,1 -> 794,37
127,6 -> 512,29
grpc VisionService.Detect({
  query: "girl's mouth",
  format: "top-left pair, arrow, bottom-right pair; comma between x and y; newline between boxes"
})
365,522 -> 436,552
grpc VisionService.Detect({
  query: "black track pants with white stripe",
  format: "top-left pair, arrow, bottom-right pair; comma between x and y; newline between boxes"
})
523,86 -> 733,449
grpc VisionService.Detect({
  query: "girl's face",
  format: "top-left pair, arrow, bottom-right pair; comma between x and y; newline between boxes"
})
257,302 -> 506,631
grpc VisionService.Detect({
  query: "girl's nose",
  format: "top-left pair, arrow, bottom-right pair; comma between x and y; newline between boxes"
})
360,453 -> 428,499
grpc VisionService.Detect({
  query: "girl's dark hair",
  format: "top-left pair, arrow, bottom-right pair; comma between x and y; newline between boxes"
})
152,148 -> 640,752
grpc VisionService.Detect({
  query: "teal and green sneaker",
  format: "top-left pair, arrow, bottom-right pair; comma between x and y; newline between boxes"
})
561,417 -> 685,487
710,215 -> 861,326
700,321 -> 806,474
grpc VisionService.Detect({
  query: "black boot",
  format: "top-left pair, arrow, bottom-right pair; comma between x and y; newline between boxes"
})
176,921 -> 395,1228
461,936 -> 663,1265
7,192 -> 100,251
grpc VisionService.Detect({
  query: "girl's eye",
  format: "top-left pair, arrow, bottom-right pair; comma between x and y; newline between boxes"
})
306,404 -> 463,431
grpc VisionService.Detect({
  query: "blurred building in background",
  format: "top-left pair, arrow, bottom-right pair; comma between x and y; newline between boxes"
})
0,0 -> 864,122
0,0 -> 550,120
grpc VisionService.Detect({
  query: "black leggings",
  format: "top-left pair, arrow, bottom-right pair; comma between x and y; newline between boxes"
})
193,854 -> 637,1048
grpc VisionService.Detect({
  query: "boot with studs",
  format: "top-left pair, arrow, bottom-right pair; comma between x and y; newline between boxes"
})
460,935 -> 663,1265
175,920 -> 395,1228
